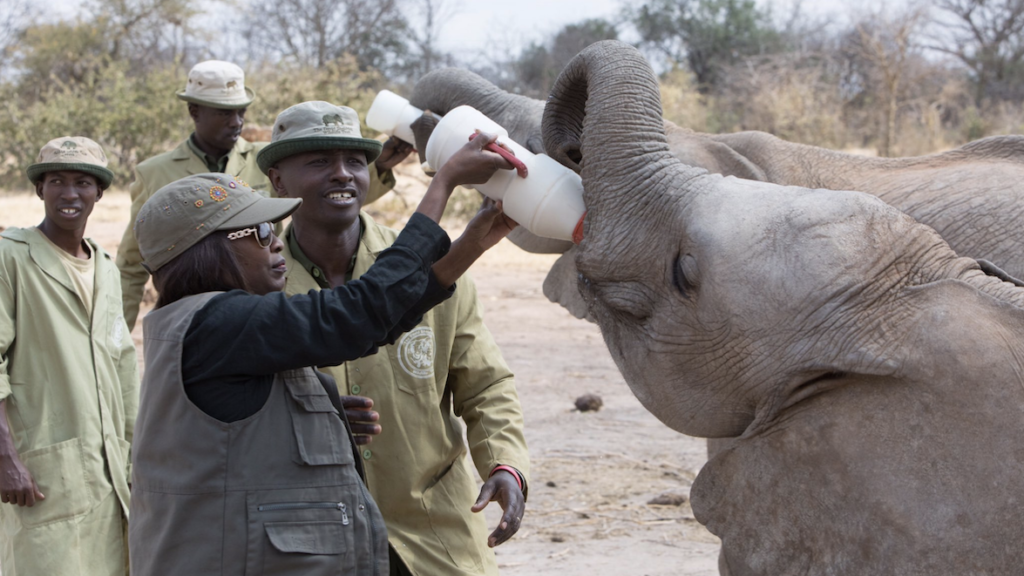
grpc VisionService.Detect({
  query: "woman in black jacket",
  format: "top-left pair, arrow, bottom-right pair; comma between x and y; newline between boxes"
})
127,131 -> 517,576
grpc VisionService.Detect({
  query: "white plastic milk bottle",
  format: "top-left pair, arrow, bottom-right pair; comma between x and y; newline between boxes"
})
366,91 -> 586,243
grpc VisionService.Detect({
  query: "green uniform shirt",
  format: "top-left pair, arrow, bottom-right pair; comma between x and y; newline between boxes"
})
282,213 -> 529,576
0,227 -> 139,575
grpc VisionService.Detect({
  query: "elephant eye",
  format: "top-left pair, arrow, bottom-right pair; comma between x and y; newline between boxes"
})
595,281 -> 654,322
673,253 -> 698,300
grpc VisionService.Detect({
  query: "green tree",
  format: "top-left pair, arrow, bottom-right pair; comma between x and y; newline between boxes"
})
626,0 -> 782,92
514,18 -> 618,97
244,0 -> 410,73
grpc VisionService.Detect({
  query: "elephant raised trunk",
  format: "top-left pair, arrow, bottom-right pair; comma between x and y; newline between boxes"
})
542,41 -> 704,237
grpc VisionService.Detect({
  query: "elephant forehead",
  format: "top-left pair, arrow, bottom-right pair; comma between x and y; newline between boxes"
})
689,178 -> 917,313
695,180 -> 907,271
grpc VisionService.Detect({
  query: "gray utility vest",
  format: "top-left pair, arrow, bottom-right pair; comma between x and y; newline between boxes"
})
129,293 -> 388,576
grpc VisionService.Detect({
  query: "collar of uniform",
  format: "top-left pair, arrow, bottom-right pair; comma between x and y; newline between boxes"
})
350,212 -> 401,284
187,133 -> 230,173
284,220 -> 363,288
3,227 -> 108,295
171,135 -> 254,163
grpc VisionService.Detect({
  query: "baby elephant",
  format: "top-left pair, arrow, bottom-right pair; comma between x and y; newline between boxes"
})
542,40 -> 1024,575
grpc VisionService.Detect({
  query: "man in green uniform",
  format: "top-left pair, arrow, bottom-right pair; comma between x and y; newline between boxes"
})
259,101 -> 530,576
0,137 -> 139,575
114,59 -> 267,330
115,60 -> 410,329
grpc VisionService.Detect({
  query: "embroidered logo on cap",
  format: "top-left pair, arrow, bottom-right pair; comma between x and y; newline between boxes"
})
209,186 -> 228,202
317,113 -> 354,135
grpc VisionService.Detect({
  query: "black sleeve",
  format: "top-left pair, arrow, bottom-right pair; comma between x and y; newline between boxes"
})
183,213 -> 453,381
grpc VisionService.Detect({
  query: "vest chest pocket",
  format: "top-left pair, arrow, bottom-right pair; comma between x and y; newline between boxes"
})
282,371 -> 353,467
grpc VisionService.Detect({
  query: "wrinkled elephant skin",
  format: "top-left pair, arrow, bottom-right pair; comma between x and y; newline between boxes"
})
540,40 -> 1024,575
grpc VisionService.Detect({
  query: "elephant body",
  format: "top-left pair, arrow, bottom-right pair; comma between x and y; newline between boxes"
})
707,131 -> 1024,280
536,41 -> 1024,574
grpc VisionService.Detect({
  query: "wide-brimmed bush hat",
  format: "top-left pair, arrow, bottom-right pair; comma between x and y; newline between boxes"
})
26,136 -> 114,189
135,173 -> 300,273
256,101 -> 383,174
176,60 -> 255,109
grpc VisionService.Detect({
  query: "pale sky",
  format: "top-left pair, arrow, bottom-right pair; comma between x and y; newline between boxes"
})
435,0 -> 623,55
37,0 -> 866,61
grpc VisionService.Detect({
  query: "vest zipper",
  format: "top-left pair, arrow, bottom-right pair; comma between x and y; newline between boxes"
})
257,501 -> 350,525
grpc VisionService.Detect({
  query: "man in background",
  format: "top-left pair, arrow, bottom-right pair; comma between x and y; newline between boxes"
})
115,60 -> 269,329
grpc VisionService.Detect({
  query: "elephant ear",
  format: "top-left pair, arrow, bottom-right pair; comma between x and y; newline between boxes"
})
410,111 -> 442,169
542,247 -> 595,322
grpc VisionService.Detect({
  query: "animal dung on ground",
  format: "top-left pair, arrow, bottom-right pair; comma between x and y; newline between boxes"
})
574,393 -> 603,412
647,492 -> 689,506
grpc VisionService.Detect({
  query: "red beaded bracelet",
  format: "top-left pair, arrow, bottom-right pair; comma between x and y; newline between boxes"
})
489,465 -> 524,492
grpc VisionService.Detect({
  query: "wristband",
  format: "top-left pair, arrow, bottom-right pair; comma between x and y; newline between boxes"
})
489,465 -> 524,492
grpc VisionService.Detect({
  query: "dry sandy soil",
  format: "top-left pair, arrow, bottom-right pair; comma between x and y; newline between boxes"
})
0,164 -> 719,575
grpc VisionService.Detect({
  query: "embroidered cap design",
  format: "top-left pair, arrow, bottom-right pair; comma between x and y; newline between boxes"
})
209,185 -> 229,202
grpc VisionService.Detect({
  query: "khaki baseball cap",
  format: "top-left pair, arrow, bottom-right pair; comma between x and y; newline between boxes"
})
256,101 -> 383,174
135,173 -> 300,273
26,136 -> 114,189
176,60 -> 255,109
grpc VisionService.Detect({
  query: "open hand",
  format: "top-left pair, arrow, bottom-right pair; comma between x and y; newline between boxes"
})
460,198 -> 518,252
0,453 -> 44,507
340,395 -> 381,445
470,469 -> 525,548
435,131 -> 515,188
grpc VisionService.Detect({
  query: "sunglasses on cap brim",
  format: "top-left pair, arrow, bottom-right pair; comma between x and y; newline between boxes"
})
226,222 -> 274,248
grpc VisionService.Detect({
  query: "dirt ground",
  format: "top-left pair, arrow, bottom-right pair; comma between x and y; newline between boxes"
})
0,166 -> 719,575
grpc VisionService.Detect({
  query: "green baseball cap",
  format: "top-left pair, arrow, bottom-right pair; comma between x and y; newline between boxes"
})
256,101 -> 383,174
134,173 -> 300,273
27,136 -> 114,189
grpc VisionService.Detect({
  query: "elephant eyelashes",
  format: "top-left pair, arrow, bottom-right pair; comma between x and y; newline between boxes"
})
673,254 -> 698,300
